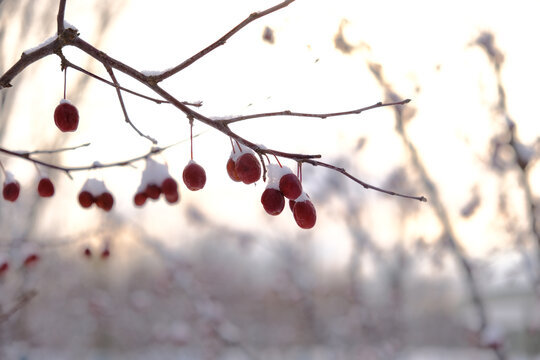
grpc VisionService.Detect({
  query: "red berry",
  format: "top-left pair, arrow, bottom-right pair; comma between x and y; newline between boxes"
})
101,248 -> 110,259
235,153 -> 261,184
145,184 -> 161,200
54,102 -> 79,132
261,188 -> 285,216
293,200 -> 317,229
161,177 -> 178,196
0,262 -> 8,274
84,247 -> 92,258
226,158 -> 241,182
183,161 -> 206,191
95,192 -> 114,212
134,192 -> 147,207
289,199 -> 296,212
37,177 -> 55,197
3,181 -> 20,202
78,191 -> 94,208
23,254 -> 40,267
165,191 -> 179,204
279,173 -> 302,200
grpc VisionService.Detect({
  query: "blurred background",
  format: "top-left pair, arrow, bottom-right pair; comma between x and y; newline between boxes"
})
0,0 -> 539,359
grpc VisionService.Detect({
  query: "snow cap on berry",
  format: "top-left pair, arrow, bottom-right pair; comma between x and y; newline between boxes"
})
229,141 -> 257,162
81,178 -> 109,197
59,99 -> 74,105
266,164 -> 292,190
4,170 -> 16,184
138,157 -> 171,193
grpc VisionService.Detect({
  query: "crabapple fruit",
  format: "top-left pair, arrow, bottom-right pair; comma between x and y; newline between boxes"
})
226,158 -> 241,182
183,161 -> 206,191
134,192 -> 147,207
235,153 -> 261,184
145,184 -> 161,200
3,181 -> 20,202
0,262 -> 8,274
165,191 -> 179,204
293,200 -> 317,229
78,191 -> 94,208
161,177 -> 178,196
95,192 -> 114,212
37,177 -> 55,197
54,101 -> 79,132
279,173 -> 302,200
261,188 -> 285,216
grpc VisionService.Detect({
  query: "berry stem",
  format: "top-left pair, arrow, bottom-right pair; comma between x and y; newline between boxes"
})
229,137 -> 236,154
273,155 -> 282,168
189,117 -> 194,160
32,162 -> 44,177
0,161 -> 5,177
235,140 -> 243,152
63,67 -> 67,100
297,162 -> 302,182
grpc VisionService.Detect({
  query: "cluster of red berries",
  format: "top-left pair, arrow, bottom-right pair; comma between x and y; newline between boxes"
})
24,98 -> 317,229
226,143 -> 261,184
1,170 -> 55,202
260,164 -> 316,229
78,178 -> 114,212
133,158 -> 180,206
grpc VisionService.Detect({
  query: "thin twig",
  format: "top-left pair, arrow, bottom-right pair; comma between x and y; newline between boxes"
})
153,0 -> 296,82
105,64 -> 158,144
217,99 -> 411,125
24,142 -> 90,155
305,159 -> 427,202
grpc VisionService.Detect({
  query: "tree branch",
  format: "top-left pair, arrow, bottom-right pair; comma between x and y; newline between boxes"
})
0,0 -> 425,204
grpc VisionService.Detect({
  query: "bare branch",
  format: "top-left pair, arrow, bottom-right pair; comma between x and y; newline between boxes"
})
305,159 -> 427,202
153,0 -> 296,82
0,0 -> 422,206
217,99 -> 411,125
105,65 -> 158,144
